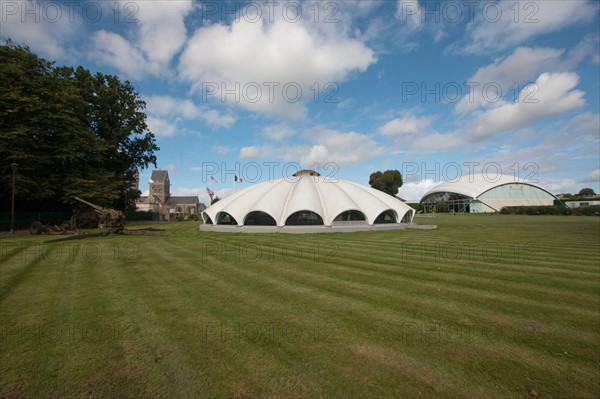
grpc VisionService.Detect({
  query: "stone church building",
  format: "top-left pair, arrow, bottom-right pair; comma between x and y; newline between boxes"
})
136,170 -> 205,220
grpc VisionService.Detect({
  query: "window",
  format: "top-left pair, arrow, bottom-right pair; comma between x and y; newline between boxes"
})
285,211 -> 324,225
333,210 -> 366,223
244,211 -> 277,226
374,210 -> 397,224
216,212 -> 238,225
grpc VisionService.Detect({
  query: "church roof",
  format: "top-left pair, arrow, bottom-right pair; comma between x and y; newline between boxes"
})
167,196 -> 199,206
151,170 -> 169,181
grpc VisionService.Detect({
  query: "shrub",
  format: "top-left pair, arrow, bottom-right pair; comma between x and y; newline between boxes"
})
571,205 -> 600,216
185,213 -> 199,221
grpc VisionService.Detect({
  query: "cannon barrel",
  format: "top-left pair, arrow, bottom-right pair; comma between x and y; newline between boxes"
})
74,197 -> 126,230
74,197 -> 104,211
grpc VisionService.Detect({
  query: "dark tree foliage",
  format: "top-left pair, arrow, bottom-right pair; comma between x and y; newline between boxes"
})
578,188 -> 596,197
0,42 -> 158,211
369,170 -> 403,196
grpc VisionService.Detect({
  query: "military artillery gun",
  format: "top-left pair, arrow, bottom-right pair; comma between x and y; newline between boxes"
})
29,198 -> 163,242
74,197 -> 126,232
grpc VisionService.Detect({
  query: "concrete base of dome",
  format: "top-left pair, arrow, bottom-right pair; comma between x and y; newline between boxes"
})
199,223 -> 434,234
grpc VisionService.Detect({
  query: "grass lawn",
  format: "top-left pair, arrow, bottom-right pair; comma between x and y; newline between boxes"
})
1,215 -> 599,398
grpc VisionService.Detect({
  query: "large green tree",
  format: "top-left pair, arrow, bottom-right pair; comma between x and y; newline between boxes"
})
369,170 -> 403,196
578,188 -> 596,197
0,42 -> 158,211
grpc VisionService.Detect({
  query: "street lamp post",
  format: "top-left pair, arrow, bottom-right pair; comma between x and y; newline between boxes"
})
10,163 -> 18,234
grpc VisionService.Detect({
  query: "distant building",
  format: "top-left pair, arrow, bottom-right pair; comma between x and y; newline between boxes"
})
563,200 -> 600,209
420,175 -> 558,213
136,170 -> 206,220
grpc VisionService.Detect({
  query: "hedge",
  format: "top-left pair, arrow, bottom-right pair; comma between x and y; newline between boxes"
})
501,205 -> 600,216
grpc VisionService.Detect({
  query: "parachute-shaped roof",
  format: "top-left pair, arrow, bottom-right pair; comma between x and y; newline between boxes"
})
202,170 -> 414,229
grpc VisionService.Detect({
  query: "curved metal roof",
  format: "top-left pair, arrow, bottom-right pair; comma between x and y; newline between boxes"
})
202,171 -> 414,227
421,174 -> 557,201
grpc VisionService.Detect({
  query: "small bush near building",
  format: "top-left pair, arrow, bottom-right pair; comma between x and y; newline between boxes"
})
185,213 -> 199,221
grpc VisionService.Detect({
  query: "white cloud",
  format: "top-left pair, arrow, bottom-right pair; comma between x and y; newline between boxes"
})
537,178 -> 580,194
397,179 -> 438,202
200,109 -> 237,129
240,146 -> 273,159
455,47 -> 565,114
563,34 -> 600,69
89,1 -> 193,77
301,129 -> 384,166
0,0 -> 82,59
239,128 -> 382,166
262,124 -> 296,141
468,72 -> 586,140
377,111 -> 465,152
395,0 -> 423,29
145,95 -> 199,119
145,95 -> 236,130
90,30 -> 149,79
136,1 -> 192,65
146,117 -> 177,137
460,0 -> 598,54
379,115 -> 433,137
178,14 -> 376,118
580,169 -> 600,183
300,144 -> 330,166
464,112 -> 600,176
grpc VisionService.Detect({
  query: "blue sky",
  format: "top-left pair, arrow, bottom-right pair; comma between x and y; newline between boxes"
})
2,0 -> 599,203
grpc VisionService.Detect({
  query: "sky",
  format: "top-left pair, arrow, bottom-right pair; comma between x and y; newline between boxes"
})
2,0 -> 599,204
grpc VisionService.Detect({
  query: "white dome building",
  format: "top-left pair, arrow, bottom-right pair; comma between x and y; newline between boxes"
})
420,175 -> 558,213
201,170 -> 415,233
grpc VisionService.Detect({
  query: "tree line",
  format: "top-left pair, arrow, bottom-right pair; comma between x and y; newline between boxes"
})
0,41 -> 159,212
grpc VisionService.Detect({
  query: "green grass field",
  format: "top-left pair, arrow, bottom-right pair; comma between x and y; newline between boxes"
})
1,215 -> 599,398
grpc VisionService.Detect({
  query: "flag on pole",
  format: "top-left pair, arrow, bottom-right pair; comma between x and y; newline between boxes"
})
235,175 -> 243,183
207,187 -> 215,199
210,176 -> 218,184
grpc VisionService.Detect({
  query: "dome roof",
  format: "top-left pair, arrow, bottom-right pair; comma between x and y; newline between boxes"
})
421,174 -> 555,200
202,171 -> 414,229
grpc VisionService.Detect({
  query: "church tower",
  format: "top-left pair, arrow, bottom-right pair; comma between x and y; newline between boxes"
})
149,170 -> 170,204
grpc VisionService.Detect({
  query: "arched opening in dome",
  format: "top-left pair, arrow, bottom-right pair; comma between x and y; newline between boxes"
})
216,212 -> 238,225
400,210 -> 413,223
332,210 -> 367,225
285,210 -> 324,226
203,213 -> 214,225
374,209 -> 397,224
244,211 -> 276,226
